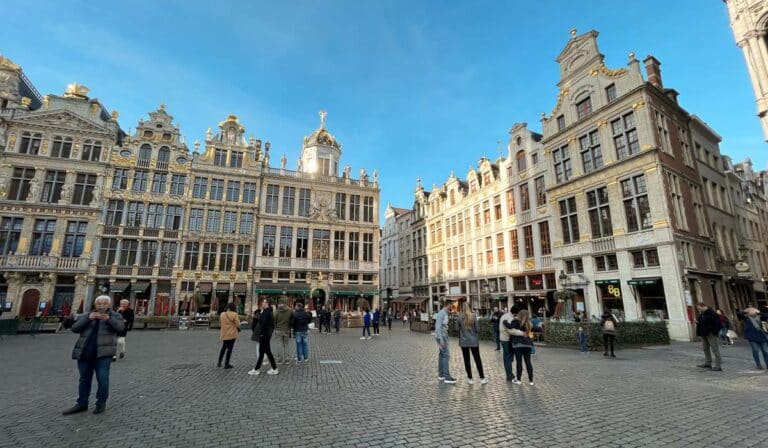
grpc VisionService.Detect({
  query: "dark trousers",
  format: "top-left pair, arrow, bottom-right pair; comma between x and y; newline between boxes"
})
362,325 -> 371,337
514,347 -> 533,382
502,341 -> 515,381
460,346 -> 485,379
255,337 -> 276,370
218,339 -> 235,365
388,319 -> 392,330
493,328 -> 500,350
373,323 -> 380,334
77,356 -> 112,407
334,319 -> 341,333
603,334 -> 616,355
324,321 -> 331,333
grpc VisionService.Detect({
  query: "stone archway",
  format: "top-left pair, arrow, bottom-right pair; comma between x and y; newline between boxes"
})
310,288 -> 327,310
20,289 -> 41,318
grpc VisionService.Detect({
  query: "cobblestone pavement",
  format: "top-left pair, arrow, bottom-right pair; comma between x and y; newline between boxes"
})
1,325 -> 767,448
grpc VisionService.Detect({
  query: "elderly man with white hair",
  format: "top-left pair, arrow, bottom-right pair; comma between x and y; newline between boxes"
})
62,295 -> 125,415
114,299 -> 135,361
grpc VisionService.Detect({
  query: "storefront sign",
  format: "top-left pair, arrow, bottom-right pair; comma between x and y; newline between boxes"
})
735,261 -> 750,272
627,278 -> 659,286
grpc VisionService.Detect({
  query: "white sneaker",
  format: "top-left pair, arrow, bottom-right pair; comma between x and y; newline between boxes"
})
480,378 -> 489,385
247,369 -> 260,376
267,369 -> 278,375
438,376 -> 445,381
528,381 -> 535,386
512,379 -> 522,385
467,379 -> 474,385
366,337 -> 371,340
360,337 -> 366,340
295,360 -> 302,366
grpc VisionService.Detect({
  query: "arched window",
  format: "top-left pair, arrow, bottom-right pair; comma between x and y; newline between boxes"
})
138,144 -> 152,161
516,150 -> 527,172
19,132 -> 42,154
51,136 -> 73,158
449,190 -> 456,206
516,136 -> 522,146
157,146 -> 171,162
82,139 -> 102,162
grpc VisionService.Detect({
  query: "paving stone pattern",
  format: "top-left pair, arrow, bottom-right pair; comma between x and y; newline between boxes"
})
1,325 -> 766,447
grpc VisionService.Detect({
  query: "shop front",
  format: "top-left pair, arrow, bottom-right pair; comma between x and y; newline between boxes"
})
132,281 -> 151,315
628,277 -> 667,321
596,279 -> 623,320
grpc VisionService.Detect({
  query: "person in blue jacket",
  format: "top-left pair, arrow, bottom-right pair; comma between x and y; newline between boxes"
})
737,306 -> 768,370
361,309 -> 372,340
372,308 -> 381,336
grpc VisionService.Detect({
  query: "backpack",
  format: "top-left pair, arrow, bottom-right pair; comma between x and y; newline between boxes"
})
603,319 -> 615,332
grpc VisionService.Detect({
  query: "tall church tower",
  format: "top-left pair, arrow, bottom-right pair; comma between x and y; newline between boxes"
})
724,0 -> 768,141
299,110 -> 342,176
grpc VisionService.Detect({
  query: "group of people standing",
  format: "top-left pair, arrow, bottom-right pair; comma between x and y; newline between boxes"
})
314,305 -> 342,334
361,308 -> 390,339
697,302 -> 768,371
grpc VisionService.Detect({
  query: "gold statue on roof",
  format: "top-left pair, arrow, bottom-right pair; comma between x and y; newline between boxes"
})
64,82 -> 89,99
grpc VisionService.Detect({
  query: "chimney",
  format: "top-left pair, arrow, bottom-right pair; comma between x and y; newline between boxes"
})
643,55 -> 663,89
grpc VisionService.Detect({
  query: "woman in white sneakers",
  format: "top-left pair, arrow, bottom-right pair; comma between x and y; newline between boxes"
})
457,301 -> 487,385
505,309 -> 537,386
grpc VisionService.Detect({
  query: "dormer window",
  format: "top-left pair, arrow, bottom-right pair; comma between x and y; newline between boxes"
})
576,97 -> 593,120
516,150 -> 527,172
606,84 -> 617,103
162,133 -> 172,141
556,115 -> 566,131
483,172 -> 491,185
143,130 -> 154,138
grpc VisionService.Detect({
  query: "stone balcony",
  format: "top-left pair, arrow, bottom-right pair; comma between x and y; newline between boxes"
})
0,254 -> 90,271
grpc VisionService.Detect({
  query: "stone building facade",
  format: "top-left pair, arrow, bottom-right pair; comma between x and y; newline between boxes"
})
724,0 -> 768,140
0,56 -> 379,318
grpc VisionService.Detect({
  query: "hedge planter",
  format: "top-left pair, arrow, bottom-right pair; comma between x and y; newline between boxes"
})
0,319 -> 19,335
543,321 -> 670,348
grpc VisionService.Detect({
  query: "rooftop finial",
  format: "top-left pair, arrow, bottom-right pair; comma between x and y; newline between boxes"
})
570,28 -> 577,37
319,110 -> 327,129
159,103 -> 166,111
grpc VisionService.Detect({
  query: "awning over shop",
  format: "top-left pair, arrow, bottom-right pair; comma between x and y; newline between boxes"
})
627,278 -> 661,286
595,279 -> 620,286
443,295 -> 465,301
391,297 -> 409,303
406,297 -> 428,304
233,283 -> 247,294
197,283 -> 213,293
133,282 -> 150,293
253,283 -> 309,295
109,281 -> 130,294
215,283 -> 230,294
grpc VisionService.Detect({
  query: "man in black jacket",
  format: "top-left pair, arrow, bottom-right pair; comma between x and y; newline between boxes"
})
114,299 -> 134,361
293,302 -> 312,364
490,307 -> 503,351
696,302 -> 722,371
248,300 -> 278,375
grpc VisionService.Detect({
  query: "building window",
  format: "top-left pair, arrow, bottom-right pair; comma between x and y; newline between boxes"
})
209,179 -> 224,201
192,177 -> 208,198
516,150 -> 527,172
520,183 -> 531,211
539,221 -> 551,255
188,208 -> 204,232
579,130 -> 603,174
279,227 -> 293,257
349,194 -> 361,221
265,184 -> 279,214
612,111 -> 639,160
262,225 -> 276,256
226,181 -> 240,202
594,254 -> 619,272
50,136 -> 73,158
0,217 -> 23,255
236,245 -> 250,271
201,243 -> 217,270
146,204 -> 165,228
132,170 -> 149,192
691,184 -> 708,237
41,170 -> 66,203
62,221 -> 87,257
238,182 -> 255,203
556,115 -> 566,131
206,209 -> 221,233
363,233 -> 374,262
159,242 -> 177,268
631,248 -> 660,268
333,231 -> 345,260
140,241 -> 158,266
348,231 -> 360,261
621,174 -> 651,232
655,110 -> 672,154
496,233 -> 505,263
493,195 -> 502,221
30,219 -> 56,255
219,244 -> 234,271
18,132 -> 42,154
151,173 -> 167,194
282,186 -> 296,215
313,229 -> 331,259
112,168 -> 129,191
105,200 -> 124,226
170,174 -> 186,196
559,196 -> 579,244
296,228 -> 309,258
157,147 -> 170,165
230,151 -> 243,168
8,167 -> 35,201
298,188 -> 311,217
553,145 -> 572,183
214,149 -> 227,166
576,97 -> 592,120
363,196 -> 374,222
506,189 -> 516,216
99,238 -> 118,265
126,202 -> 145,227
72,173 -> 97,204
564,258 -> 584,273
534,176 -> 546,207
523,225 -> 534,258
120,240 -> 139,265
587,187 -> 613,238
223,211 -> 237,234
605,84 -> 617,103
335,193 -> 347,220
138,144 -> 152,162
82,140 -> 102,162
183,242 -> 200,270
165,205 -> 183,229
239,212 -> 253,235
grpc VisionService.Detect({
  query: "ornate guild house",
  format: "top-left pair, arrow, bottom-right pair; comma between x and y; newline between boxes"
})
0,55 -> 379,318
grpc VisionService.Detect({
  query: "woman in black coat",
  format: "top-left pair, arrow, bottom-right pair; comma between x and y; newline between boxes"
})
248,300 -> 278,375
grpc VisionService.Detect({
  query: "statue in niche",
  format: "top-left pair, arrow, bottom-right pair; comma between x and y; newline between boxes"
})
27,176 -> 40,201
90,182 -> 102,205
280,153 -> 287,169
227,128 -> 235,144
60,181 -> 73,202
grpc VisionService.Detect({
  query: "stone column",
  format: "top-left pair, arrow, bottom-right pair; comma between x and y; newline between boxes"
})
3,272 -> 24,318
73,274 -> 88,315
40,273 -> 56,307
148,281 -> 157,315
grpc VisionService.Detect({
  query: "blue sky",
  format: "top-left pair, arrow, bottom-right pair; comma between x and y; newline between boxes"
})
2,1 -> 763,222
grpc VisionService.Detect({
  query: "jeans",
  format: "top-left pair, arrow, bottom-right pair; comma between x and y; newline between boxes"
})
437,337 -> 450,378
579,340 -> 589,352
748,340 -> 768,367
362,325 -> 371,337
373,323 -> 380,334
501,340 -> 515,380
514,347 -> 534,382
116,336 -> 126,357
77,356 -> 112,407
275,331 -> 291,363
603,334 -> 616,355
255,336 -> 276,370
460,346 -> 485,379
295,331 -> 308,361
334,319 -> 340,333
218,339 -> 235,366
388,319 -> 392,330
493,328 -> 500,350
702,334 -> 722,368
